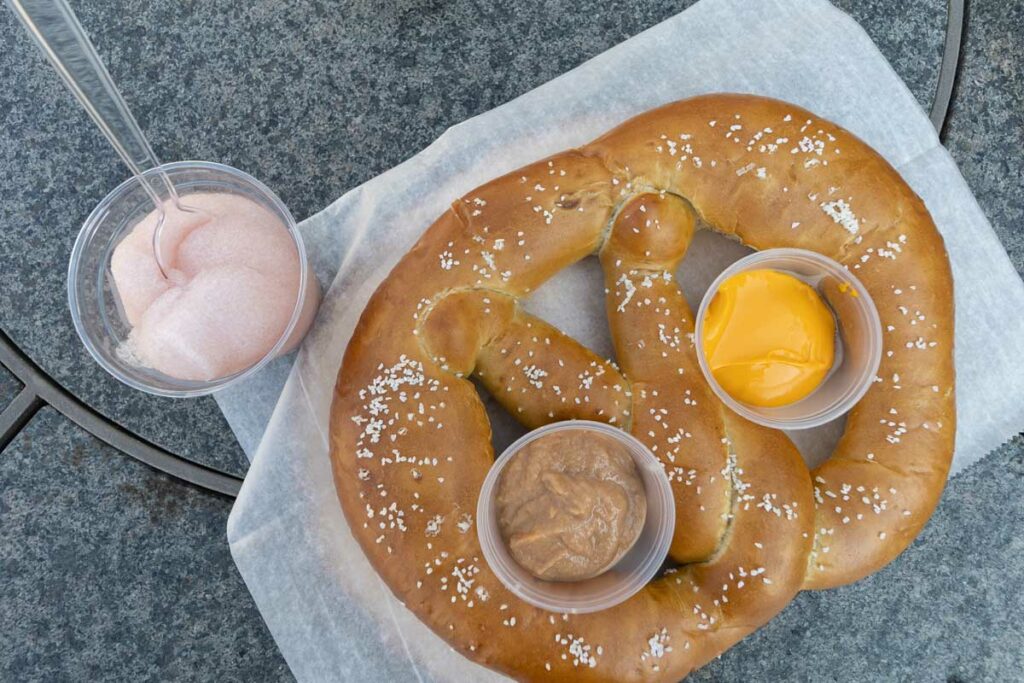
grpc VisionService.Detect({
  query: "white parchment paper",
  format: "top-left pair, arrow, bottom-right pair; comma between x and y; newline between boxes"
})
223,0 -> 1024,680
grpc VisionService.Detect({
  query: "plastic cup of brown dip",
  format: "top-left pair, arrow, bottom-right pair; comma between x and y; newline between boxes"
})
477,421 -> 675,613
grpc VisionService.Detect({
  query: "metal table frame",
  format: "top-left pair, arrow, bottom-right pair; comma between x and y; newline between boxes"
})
0,0 -> 967,499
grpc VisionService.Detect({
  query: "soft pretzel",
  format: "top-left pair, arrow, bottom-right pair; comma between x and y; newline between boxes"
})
329,94 -> 955,680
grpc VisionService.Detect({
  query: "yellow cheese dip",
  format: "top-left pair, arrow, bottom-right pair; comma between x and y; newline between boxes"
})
701,269 -> 835,407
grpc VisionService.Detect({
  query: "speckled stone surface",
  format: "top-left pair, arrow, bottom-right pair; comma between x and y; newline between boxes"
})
1,0 -> 1023,680
0,408 -> 289,680
0,0 -> 943,475
0,364 -> 21,409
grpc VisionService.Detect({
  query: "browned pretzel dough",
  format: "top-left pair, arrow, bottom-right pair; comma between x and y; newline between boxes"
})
330,94 -> 955,680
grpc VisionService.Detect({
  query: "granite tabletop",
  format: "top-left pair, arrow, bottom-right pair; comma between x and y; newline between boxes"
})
1,0 -> 1022,680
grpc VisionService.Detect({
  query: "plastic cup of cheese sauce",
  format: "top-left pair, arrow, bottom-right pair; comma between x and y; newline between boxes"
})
695,248 -> 882,430
477,421 -> 675,614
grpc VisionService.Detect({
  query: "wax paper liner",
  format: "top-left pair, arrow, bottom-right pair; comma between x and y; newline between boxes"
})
223,0 -> 1024,680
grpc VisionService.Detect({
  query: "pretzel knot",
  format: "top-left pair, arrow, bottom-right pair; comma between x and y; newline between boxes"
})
330,94 -> 955,681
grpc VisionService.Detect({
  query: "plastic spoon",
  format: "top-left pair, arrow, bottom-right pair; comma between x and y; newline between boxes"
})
6,0 -> 200,277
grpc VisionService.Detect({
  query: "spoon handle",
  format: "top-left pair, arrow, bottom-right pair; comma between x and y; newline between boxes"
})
6,0 -> 179,208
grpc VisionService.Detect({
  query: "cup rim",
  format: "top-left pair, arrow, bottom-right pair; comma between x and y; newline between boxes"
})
476,420 -> 675,613
694,247 -> 882,430
67,160 -> 311,398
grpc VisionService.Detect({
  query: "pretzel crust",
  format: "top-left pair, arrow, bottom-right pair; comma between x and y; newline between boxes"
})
329,94 -> 955,680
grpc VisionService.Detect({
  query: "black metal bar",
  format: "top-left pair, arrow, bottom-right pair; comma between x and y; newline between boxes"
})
0,331 -> 242,497
0,386 -> 44,451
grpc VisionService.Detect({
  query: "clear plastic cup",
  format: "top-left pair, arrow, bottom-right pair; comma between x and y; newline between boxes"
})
477,420 -> 675,614
695,248 -> 882,430
68,160 -> 320,397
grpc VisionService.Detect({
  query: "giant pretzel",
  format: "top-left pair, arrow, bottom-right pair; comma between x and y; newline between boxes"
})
330,94 -> 955,680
